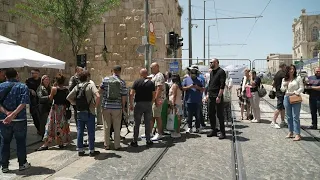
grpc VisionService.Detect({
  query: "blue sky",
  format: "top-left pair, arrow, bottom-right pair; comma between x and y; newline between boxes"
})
178,0 -> 320,69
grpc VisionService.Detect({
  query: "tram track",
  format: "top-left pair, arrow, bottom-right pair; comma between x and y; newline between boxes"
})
231,103 -> 246,180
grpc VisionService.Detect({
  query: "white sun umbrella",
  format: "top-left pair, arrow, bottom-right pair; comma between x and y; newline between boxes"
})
0,35 -> 16,43
0,40 -> 65,69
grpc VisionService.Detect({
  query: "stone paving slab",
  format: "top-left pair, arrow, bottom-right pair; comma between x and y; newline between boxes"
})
145,128 -> 233,180
232,101 -> 320,180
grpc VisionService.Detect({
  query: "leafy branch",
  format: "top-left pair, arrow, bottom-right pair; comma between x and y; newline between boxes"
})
10,0 -> 120,59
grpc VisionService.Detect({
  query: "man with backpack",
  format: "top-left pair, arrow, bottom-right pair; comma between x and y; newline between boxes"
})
67,71 -> 100,156
100,65 -> 128,150
69,66 -> 83,125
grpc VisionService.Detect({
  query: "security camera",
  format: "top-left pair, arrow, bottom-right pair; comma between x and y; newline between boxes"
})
195,25 -> 198,28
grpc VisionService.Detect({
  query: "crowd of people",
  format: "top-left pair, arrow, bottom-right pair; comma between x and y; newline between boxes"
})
0,58 -> 319,173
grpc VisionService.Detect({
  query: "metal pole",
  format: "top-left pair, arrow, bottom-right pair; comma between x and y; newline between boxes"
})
144,0 -> 150,72
203,0 -> 206,64
208,25 -> 210,60
188,0 -> 192,66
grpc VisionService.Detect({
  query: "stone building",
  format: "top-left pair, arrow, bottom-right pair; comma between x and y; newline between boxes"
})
266,53 -> 292,75
0,0 -> 182,86
292,9 -> 320,59
292,9 -> 320,75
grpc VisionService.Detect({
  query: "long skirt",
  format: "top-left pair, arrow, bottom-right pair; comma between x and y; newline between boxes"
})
43,104 -> 71,145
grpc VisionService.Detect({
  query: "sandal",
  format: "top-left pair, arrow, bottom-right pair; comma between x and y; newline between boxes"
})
285,133 -> 294,138
293,135 -> 301,141
36,146 -> 48,151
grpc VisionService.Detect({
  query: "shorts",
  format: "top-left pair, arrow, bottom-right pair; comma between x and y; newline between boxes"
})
276,95 -> 285,110
152,102 -> 163,118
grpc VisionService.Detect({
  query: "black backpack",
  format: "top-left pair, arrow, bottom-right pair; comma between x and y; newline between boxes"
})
75,82 -> 91,112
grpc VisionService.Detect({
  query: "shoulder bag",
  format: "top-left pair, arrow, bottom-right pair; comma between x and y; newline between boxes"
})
289,95 -> 302,104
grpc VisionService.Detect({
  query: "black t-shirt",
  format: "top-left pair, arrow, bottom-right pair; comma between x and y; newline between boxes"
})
251,77 -> 261,92
132,78 -> 155,102
273,70 -> 285,92
25,78 -> 41,97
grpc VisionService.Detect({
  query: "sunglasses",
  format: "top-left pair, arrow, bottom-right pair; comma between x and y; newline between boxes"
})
210,62 -> 214,64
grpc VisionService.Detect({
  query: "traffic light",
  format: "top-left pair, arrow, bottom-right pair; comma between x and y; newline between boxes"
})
168,31 -> 176,48
176,34 -> 183,49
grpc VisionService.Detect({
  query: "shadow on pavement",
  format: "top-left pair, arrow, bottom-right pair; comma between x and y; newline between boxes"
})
12,166 -> 55,177
94,152 -> 122,160
234,124 -> 249,129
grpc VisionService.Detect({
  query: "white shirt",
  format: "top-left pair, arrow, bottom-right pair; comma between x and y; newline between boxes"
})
280,76 -> 304,95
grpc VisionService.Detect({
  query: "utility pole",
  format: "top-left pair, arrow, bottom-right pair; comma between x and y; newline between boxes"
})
188,0 -> 192,66
208,25 -> 215,60
144,0 -> 150,72
203,0 -> 206,64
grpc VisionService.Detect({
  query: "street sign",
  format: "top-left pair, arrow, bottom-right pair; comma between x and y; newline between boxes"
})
149,21 -> 154,33
136,45 -> 145,54
149,32 -> 156,45
169,61 -> 179,73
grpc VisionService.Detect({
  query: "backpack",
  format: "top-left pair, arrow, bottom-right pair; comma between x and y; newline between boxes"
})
107,76 -> 121,100
75,82 -> 91,111
69,76 -> 80,91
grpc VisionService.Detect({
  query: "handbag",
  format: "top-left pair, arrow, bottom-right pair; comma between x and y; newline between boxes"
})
166,108 -> 178,131
289,95 -> 302,104
246,87 -> 252,98
258,85 -> 267,97
269,90 -> 276,99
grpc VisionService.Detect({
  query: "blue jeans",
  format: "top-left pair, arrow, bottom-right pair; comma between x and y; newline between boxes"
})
77,111 -> 96,151
187,103 -> 201,129
0,121 -> 27,167
284,96 -> 301,134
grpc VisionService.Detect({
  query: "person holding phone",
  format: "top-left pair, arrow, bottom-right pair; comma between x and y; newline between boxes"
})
182,67 -> 204,133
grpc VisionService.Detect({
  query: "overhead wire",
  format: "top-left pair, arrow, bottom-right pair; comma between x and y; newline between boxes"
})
192,5 -> 235,18
237,0 -> 272,55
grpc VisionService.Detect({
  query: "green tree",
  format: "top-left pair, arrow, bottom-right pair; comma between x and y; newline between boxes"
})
11,0 -> 120,60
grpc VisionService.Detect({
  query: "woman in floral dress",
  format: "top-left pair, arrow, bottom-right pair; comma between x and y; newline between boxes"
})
37,74 -> 71,151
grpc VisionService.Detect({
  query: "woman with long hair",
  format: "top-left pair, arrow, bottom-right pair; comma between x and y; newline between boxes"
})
168,74 -> 183,138
281,65 -> 304,141
240,69 -> 251,120
37,75 -> 52,137
37,74 -> 71,151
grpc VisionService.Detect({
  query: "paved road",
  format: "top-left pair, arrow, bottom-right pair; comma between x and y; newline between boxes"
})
232,99 -> 320,180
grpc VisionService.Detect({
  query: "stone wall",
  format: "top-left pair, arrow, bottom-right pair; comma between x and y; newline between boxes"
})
1,0 -> 182,86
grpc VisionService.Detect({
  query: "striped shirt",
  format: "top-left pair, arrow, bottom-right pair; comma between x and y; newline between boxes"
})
100,75 -> 127,109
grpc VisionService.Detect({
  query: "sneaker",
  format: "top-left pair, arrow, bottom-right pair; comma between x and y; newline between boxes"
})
187,128 -> 192,133
2,167 -> 9,173
218,134 -> 226,140
130,141 -> 138,147
78,151 -> 85,156
141,133 -> 154,138
251,119 -> 260,123
146,140 -> 154,147
19,162 -> 31,171
270,122 -> 281,129
174,133 -> 181,138
194,128 -> 200,133
151,133 -> 162,141
89,151 -> 100,157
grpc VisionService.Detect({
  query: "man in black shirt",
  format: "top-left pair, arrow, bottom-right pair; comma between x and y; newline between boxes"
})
25,69 -> 41,134
129,68 -> 155,147
206,58 -> 227,139
271,63 -> 286,129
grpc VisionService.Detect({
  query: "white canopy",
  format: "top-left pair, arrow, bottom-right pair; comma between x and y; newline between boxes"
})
0,36 -> 65,70
0,35 -> 16,43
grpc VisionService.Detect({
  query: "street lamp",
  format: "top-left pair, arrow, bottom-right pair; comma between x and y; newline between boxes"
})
208,24 -> 215,60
